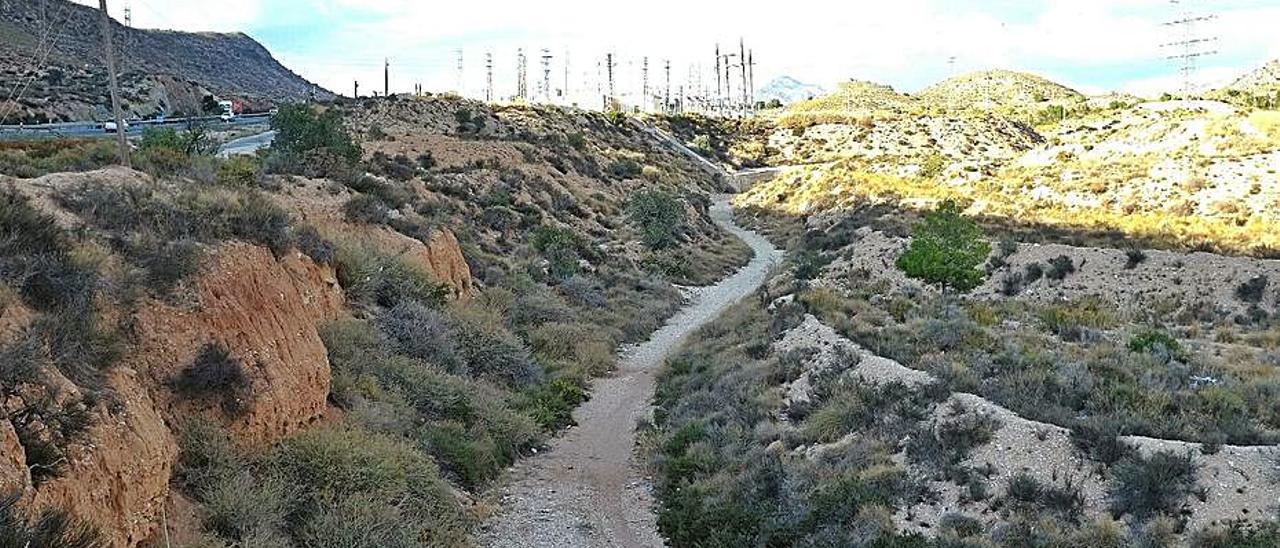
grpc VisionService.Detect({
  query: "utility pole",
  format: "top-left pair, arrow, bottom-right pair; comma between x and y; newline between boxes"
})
714,44 -> 722,111
747,49 -> 756,114
98,0 -> 130,168
354,80 -> 359,98
384,58 -> 389,97
739,39 -> 748,114
563,51 -> 570,104
516,48 -> 528,100
485,52 -> 494,102
123,1 -> 131,27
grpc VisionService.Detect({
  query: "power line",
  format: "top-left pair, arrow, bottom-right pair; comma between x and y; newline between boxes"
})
0,1 -> 74,124
1162,0 -> 1218,96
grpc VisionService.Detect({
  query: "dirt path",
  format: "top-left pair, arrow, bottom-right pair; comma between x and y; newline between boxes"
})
477,197 -> 782,548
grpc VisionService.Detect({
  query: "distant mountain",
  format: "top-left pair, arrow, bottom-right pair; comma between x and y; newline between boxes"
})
0,0 -> 333,123
787,79 -> 918,114
757,76 -> 826,106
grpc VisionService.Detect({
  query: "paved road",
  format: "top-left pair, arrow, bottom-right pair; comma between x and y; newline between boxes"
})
477,194 -> 783,548
217,130 -> 276,158
0,113 -> 272,141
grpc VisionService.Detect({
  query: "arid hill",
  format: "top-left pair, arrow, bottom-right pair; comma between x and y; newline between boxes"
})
0,0 -> 331,123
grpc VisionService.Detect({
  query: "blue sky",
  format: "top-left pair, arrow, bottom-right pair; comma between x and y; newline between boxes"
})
88,0 -> 1280,100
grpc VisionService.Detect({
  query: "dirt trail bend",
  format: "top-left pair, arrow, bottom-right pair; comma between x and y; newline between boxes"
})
478,196 -> 783,548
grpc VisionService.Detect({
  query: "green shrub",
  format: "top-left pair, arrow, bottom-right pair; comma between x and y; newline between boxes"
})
376,301 -> 460,371
216,156 -> 263,187
1108,450 -> 1199,521
626,189 -> 687,250
333,239 -> 449,308
1125,248 -> 1148,270
530,225 -> 585,279
270,427 -> 465,531
1235,276 -> 1268,304
1128,329 -> 1188,362
0,139 -> 118,178
896,200 -> 991,291
1005,473 -> 1085,524
176,418 -> 242,492
451,312 -> 542,387
1046,255 -> 1076,281
294,225 -> 335,265
200,471 -> 289,542
342,194 -> 391,224
269,104 -> 360,177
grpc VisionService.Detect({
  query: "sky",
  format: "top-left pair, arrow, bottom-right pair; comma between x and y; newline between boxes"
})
80,0 -> 1280,101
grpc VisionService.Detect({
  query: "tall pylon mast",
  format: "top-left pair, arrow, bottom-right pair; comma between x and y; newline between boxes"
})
541,48 -> 553,102
485,52 -> 494,102
516,48 -> 528,99
1162,0 -> 1218,96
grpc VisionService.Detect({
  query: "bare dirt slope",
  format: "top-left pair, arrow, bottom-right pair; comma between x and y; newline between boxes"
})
477,197 -> 782,548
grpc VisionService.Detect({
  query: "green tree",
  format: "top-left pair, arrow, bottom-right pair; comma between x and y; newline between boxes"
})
626,189 -> 686,250
270,104 -> 360,165
896,200 -> 990,291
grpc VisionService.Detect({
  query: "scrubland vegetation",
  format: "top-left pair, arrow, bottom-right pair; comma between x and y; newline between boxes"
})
1,96 -> 751,544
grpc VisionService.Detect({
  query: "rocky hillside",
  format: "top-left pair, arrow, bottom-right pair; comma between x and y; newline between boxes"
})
786,80 -> 919,116
1225,59 -> 1280,95
918,69 -> 1085,111
0,0 -> 332,123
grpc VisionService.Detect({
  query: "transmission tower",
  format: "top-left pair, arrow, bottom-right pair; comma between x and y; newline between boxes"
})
714,45 -> 722,111
563,51 -> 570,104
1162,0 -> 1218,96
641,57 -> 650,111
747,49 -> 756,114
455,49 -> 464,95
485,52 -> 494,102
516,48 -> 528,99
664,60 -> 671,114
606,53 -> 615,100
123,2 -> 132,27
541,48 -> 553,102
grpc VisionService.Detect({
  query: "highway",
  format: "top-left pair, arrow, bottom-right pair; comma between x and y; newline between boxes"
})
217,130 -> 276,157
0,113 -> 273,140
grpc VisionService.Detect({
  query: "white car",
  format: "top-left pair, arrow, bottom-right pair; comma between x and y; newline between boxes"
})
103,120 -> 130,133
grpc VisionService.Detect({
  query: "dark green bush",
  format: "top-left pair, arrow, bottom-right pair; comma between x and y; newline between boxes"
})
333,240 -> 449,309
1046,255 -> 1076,280
531,225 -> 585,279
269,104 -> 360,177
1108,450 -> 1199,521
294,225 -> 335,265
1125,248 -> 1148,270
342,194 -> 391,224
896,200 -> 990,291
626,189 -> 687,250
376,301 -> 460,371
1235,276 -> 1268,304
1004,473 -> 1085,524
1128,329 -> 1188,363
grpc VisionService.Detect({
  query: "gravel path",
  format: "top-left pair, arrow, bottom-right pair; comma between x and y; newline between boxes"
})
477,196 -> 783,548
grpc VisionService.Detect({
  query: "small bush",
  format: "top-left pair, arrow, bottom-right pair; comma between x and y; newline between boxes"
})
1125,248 -> 1148,270
1109,450 -> 1199,521
1235,276 -> 1268,304
1046,255 -> 1076,280
269,104 -> 360,177
896,200 -> 991,291
1128,329 -> 1188,362
1005,473 -> 1085,524
626,189 -> 687,250
1024,262 -> 1044,283
333,239 -> 450,308
134,237 -> 204,293
376,301 -> 461,372
342,194 -> 391,224
216,156 -> 263,187
530,225 -> 585,279
1070,418 -> 1134,465
294,225 -> 335,265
